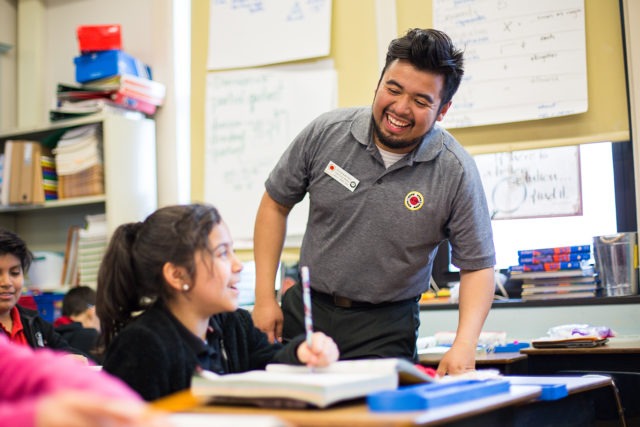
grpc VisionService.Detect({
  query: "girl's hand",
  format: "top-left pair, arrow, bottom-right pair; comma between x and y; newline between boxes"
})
296,332 -> 339,367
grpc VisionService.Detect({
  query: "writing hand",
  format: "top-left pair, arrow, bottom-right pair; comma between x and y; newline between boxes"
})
296,332 -> 339,368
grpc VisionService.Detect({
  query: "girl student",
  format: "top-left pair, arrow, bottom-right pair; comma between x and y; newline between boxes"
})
97,203 -> 338,401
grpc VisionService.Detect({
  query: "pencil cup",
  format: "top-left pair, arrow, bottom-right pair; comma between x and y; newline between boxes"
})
593,232 -> 638,296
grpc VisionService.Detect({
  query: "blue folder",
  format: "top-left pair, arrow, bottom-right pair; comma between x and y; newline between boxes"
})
367,379 -> 511,412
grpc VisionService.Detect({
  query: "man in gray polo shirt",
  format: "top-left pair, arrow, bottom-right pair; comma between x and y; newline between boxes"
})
252,28 -> 496,376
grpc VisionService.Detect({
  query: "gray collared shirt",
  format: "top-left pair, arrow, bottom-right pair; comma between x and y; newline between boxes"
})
266,107 -> 495,303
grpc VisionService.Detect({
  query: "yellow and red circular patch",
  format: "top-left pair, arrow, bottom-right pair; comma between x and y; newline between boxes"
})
404,191 -> 424,211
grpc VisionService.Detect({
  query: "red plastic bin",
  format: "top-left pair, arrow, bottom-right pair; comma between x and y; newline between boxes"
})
77,24 -> 122,53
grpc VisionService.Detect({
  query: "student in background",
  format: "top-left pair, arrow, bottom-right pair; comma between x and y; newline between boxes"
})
252,28 -> 496,376
0,228 -> 86,359
97,204 -> 338,401
54,285 -> 102,363
0,333 -> 170,427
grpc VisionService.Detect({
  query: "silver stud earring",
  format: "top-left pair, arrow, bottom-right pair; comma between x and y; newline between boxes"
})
182,283 -> 190,291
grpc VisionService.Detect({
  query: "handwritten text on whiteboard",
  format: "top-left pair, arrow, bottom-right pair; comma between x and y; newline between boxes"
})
474,145 -> 583,220
433,0 -> 587,128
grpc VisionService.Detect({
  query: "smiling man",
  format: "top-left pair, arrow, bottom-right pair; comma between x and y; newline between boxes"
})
252,29 -> 496,376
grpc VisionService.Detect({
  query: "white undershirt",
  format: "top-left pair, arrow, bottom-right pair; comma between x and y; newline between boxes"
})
377,146 -> 407,168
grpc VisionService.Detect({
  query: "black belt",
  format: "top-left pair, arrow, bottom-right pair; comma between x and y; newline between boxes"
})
310,288 -> 418,309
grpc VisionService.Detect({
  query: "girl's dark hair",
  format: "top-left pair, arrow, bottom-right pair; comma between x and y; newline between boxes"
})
96,203 -> 222,347
0,228 -> 34,272
380,28 -> 465,106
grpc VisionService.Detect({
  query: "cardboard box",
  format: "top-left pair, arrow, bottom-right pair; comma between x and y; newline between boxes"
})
74,50 -> 152,83
77,24 -> 122,52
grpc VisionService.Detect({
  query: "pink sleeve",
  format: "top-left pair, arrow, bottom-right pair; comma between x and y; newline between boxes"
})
0,334 -> 140,405
0,401 -> 38,427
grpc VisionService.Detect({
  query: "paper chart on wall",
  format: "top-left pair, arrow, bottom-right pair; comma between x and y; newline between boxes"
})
204,62 -> 337,247
433,0 -> 587,128
208,0 -> 332,70
473,145 -> 582,220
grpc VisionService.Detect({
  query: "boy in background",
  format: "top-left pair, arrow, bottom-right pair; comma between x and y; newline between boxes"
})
54,286 -> 102,363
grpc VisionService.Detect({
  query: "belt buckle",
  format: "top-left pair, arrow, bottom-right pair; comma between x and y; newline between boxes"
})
333,295 -> 353,308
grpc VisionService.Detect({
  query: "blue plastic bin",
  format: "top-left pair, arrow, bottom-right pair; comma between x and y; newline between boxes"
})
74,50 -> 152,83
32,292 -> 65,323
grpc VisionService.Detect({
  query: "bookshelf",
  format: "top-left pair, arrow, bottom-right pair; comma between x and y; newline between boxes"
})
0,112 -> 157,253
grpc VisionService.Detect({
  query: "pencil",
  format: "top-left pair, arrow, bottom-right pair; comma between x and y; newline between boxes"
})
300,266 -> 313,348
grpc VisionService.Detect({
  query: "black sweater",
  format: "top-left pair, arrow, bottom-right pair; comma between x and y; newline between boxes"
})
103,305 -> 304,401
16,305 -> 81,354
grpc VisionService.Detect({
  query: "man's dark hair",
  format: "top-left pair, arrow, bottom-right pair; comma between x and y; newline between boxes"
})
62,285 -> 97,317
380,28 -> 464,106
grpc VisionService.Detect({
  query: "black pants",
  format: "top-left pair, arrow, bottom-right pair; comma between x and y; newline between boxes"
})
281,284 -> 420,362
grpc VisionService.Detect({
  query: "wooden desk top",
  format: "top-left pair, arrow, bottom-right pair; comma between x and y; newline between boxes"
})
521,338 -> 640,355
419,351 -> 527,366
190,385 -> 542,427
181,376 -> 615,427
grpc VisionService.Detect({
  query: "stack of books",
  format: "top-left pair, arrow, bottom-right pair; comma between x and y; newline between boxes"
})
508,245 -> 599,301
60,214 -> 107,288
77,214 -> 107,287
50,24 -> 165,120
41,155 -> 58,201
52,124 -> 103,199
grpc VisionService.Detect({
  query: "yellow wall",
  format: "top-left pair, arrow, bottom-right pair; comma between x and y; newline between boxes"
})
190,0 -> 382,204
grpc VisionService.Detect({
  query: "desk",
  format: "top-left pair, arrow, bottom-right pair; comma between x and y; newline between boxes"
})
189,376 -> 612,426
419,351 -> 528,375
522,339 -> 640,426
521,337 -> 640,374
191,385 -> 541,426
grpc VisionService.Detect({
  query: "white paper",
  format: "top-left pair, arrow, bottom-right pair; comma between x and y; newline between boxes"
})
433,0 -> 587,128
204,62 -> 337,244
208,0 -> 332,70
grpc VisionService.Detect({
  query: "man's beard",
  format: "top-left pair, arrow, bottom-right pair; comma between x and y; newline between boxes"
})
372,114 -> 428,151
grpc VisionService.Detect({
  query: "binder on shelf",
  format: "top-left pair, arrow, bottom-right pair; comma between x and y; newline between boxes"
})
1,142 -> 13,205
31,143 -> 45,204
1,140 -> 46,205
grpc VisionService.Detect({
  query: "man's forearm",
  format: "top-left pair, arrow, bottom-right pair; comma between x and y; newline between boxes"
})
455,267 -> 495,345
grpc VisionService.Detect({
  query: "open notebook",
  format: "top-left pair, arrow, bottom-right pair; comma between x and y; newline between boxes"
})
191,358 -> 435,409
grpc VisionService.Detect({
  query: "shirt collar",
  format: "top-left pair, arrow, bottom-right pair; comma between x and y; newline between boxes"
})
1,306 -> 27,344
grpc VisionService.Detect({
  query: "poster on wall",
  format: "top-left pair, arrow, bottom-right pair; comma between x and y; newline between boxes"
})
474,145 -> 583,220
208,0 -> 332,70
433,0 -> 587,128
204,61 -> 337,247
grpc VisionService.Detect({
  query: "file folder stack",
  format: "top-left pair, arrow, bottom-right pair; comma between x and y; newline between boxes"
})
77,214 -> 107,288
53,124 -> 104,199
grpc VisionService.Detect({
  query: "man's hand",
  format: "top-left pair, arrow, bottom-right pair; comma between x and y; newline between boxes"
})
436,340 -> 477,377
252,299 -> 284,343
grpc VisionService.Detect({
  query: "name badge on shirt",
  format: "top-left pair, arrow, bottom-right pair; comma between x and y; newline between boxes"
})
324,161 -> 359,192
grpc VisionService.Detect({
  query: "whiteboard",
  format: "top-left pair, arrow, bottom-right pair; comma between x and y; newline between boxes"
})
474,146 -> 583,220
433,0 -> 587,128
204,63 -> 338,247
208,0 -> 332,70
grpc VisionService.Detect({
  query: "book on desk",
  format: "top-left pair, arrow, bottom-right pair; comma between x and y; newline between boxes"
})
191,358 -> 436,409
